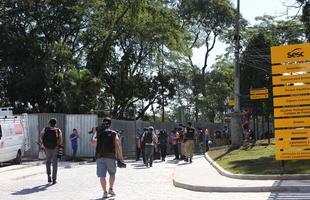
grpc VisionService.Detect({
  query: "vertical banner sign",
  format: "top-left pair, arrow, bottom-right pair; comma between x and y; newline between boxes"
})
271,43 -> 310,161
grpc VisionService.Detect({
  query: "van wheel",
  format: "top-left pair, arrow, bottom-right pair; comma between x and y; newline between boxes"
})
14,151 -> 22,164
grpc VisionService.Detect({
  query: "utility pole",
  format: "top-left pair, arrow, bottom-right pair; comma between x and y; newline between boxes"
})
161,45 -> 165,122
231,0 -> 243,147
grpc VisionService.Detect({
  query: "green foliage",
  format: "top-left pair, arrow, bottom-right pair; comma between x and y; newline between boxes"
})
209,143 -> 310,174
189,59 -> 234,122
0,0 -> 192,118
301,1 -> 310,41
238,16 -> 306,116
83,0 -> 192,119
0,0 -> 89,113
248,15 -> 306,46
240,33 -> 271,96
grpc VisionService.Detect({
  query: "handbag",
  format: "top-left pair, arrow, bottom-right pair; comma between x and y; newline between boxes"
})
117,159 -> 126,168
38,148 -> 46,160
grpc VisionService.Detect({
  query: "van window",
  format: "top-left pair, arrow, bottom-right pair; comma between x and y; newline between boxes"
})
0,125 -> 2,140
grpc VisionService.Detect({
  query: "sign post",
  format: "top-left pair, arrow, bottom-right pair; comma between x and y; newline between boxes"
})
271,43 -> 310,173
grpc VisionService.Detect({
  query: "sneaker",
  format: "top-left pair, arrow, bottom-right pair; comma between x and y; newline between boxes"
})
52,179 -> 57,185
48,175 -> 52,183
109,188 -> 115,196
103,191 -> 108,198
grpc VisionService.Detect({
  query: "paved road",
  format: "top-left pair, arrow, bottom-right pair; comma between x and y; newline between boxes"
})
0,156 -> 304,200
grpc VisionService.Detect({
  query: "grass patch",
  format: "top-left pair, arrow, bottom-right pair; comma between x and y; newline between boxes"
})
208,142 -> 310,175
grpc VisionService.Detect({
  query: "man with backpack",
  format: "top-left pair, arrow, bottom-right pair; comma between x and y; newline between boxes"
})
141,126 -> 157,167
91,117 -> 124,199
40,118 -> 63,184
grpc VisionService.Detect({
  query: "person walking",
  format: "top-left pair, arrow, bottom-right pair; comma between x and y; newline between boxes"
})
178,124 -> 186,160
70,128 -> 79,161
135,128 -> 142,161
140,127 -> 148,164
184,122 -> 196,163
169,128 -> 180,160
204,128 -> 210,152
91,117 -> 124,199
197,128 -> 204,154
214,127 -> 222,146
141,126 -> 157,167
158,129 -> 168,161
40,118 -> 63,184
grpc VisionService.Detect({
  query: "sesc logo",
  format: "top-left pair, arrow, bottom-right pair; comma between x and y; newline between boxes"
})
287,48 -> 304,58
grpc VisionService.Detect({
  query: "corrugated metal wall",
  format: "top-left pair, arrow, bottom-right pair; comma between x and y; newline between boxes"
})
24,114 -> 39,157
65,114 -> 97,157
151,122 -> 226,140
98,118 -> 141,157
25,113 -> 254,158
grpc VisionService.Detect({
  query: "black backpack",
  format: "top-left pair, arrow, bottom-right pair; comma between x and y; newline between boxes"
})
144,131 -> 153,143
43,127 -> 58,149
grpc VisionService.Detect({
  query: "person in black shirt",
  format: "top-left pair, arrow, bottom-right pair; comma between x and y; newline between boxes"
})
91,117 -> 124,198
141,126 -> 158,167
158,129 -> 168,161
184,122 -> 196,163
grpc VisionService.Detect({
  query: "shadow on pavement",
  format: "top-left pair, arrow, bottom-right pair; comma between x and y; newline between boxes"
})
131,163 -> 148,169
11,184 -> 52,195
166,160 -> 180,164
225,156 -> 280,174
268,192 -> 310,200
177,162 -> 190,166
89,197 -> 115,200
268,180 -> 310,199
220,154 -> 310,174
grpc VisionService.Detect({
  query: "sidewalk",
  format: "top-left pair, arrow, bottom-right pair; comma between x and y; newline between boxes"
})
173,155 -> 310,192
0,160 -> 89,174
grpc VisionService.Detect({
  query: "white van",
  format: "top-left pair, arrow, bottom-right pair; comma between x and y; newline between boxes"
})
0,107 -> 30,164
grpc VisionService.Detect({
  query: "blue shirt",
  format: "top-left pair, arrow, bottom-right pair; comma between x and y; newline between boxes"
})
70,133 -> 78,147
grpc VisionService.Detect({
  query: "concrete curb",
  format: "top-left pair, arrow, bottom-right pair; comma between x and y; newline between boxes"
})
205,153 -> 310,180
172,159 -> 310,193
172,178 -> 305,192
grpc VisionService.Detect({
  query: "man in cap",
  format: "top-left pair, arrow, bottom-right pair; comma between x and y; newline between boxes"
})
141,126 -> 158,167
91,117 -> 124,198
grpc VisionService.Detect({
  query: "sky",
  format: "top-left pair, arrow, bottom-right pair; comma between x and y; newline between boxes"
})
191,0 -> 300,69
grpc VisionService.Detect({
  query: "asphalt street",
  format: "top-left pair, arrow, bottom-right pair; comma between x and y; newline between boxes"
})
0,156 -> 303,200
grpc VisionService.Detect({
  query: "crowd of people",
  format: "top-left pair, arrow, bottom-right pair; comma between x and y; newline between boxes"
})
39,117 -> 229,199
135,122 -> 212,166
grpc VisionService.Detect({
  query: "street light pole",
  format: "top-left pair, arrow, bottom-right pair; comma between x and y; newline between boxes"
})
231,0 -> 243,147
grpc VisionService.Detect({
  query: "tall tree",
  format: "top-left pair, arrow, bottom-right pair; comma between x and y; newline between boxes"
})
84,0 -> 191,119
190,59 -> 234,122
296,0 -> 310,41
178,0 -> 236,87
0,0 -> 90,112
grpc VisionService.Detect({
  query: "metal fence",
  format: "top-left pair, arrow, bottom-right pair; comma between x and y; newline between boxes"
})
25,114 -> 150,158
24,114 -> 39,157
24,113 -> 273,159
65,114 -> 97,157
